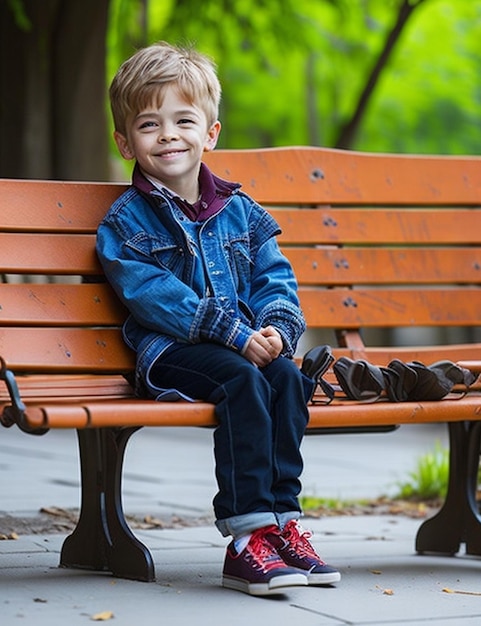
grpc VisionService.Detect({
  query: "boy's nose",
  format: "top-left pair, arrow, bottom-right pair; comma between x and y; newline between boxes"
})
160,125 -> 179,142
160,133 -> 177,142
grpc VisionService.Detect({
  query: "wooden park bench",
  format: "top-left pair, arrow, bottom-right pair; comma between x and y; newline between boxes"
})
1,146 -> 481,582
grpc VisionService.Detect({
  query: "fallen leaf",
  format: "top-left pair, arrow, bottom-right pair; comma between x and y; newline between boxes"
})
91,611 -> 114,621
376,585 -> 394,595
442,587 -> 481,596
365,535 -> 388,541
370,569 -> 382,575
144,515 -> 166,528
40,506 -> 77,520
0,532 -> 18,541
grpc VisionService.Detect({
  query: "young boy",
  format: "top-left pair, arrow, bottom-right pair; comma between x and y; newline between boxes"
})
96,41 -> 340,596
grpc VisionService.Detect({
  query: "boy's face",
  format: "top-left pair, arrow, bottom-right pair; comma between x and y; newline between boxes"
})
114,84 -> 221,202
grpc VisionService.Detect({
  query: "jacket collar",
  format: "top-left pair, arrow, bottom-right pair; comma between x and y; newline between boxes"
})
132,162 -> 240,221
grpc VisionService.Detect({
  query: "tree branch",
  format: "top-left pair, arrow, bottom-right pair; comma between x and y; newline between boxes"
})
334,0 -> 427,149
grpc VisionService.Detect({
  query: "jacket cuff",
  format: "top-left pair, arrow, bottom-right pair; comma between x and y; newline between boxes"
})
257,300 -> 306,357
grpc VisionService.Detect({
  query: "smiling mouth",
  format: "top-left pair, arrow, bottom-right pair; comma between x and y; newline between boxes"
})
157,149 -> 187,158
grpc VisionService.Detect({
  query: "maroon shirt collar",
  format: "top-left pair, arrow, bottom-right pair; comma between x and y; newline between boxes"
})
132,162 -> 240,221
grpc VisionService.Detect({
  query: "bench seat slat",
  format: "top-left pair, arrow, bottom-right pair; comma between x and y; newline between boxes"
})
0,374 -> 133,399
16,393 -> 481,430
2,347 -> 479,404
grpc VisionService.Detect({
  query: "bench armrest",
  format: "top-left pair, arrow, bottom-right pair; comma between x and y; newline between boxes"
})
0,358 -> 47,434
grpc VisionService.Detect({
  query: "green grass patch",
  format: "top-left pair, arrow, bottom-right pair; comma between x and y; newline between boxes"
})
300,441 -> 454,514
393,441 -> 449,501
299,495 -> 370,513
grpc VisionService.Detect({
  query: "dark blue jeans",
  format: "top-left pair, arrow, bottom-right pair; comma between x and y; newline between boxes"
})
149,343 -> 313,537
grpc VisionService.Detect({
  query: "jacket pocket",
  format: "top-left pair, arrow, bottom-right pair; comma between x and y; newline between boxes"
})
126,232 -> 186,275
224,238 -> 253,291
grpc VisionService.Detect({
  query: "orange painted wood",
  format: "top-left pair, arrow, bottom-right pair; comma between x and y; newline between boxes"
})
273,209 -> 481,245
0,374 -> 132,400
286,247 -> 481,285
0,179 -> 126,232
343,345 -> 481,366
0,233 -> 100,273
19,404 -> 92,429
16,393 -> 481,430
3,147 -> 481,230
299,288 -> 481,327
0,328 -> 134,372
204,147 -> 481,205
0,284 -> 127,325
1,261 -> 476,330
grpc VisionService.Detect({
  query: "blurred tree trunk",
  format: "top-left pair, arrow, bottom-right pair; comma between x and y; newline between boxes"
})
334,0 -> 427,149
0,0 -> 110,180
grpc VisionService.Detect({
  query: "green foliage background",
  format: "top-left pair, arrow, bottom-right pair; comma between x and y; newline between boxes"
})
106,0 -> 481,155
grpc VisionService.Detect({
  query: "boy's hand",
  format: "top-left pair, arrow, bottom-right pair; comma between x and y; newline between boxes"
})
260,326 -> 283,358
242,326 -> 283,367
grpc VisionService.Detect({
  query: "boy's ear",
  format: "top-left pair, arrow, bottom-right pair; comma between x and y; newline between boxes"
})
114,131 -> 135,160
204,121 -> 221,152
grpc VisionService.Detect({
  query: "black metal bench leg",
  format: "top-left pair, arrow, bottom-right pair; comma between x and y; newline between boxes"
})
60,427 -> 155,582
463,421 -> 481,556
60,428 -> 111,572
103,426 -> 156,580
415,421 -> 481,556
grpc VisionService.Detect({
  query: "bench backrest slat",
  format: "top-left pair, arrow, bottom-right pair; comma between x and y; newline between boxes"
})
0,328 -> 134,372
300,288 -> 481,327
272,209 -> 481,245
285,248 -> 481,285
0,180 -> 126,232
0,284 -> 126,325
0,233 -> 101,274
3,235 -> 479,284
204,147 -> 481,205
0,283 -> 477,329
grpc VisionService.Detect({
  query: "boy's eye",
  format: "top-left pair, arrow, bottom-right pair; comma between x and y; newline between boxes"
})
138,120 -> 157,129
178,118 -> 195,125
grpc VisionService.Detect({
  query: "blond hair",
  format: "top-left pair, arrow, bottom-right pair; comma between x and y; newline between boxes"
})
110,41 -> 221,135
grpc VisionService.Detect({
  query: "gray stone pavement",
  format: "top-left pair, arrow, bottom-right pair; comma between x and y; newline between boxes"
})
2,423 -> 481,625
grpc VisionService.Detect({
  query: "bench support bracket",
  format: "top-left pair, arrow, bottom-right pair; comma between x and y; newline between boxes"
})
416,421 -> 481,556
60,427 -> 155,582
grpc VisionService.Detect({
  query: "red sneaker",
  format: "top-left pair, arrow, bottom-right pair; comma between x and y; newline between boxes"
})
222,525 -> 307,596
267,520 -> 341,585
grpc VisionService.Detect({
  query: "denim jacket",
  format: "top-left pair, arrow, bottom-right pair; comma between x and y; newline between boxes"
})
96,165 -> 306,399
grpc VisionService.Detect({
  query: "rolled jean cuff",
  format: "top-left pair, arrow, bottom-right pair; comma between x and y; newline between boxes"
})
215,512 -> 278,539
275,510 -> 301,530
